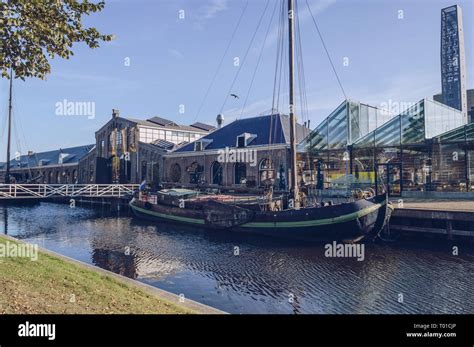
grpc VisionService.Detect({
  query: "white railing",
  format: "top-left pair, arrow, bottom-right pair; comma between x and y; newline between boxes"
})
0,184 -> 139,199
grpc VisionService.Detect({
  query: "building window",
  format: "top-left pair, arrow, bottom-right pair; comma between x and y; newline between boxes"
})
72,170 -> 78,184
100,140 -> 105,157
141,161 -> 148,181
195,141 -> 203,151
170,163 -> 181,183
259,159 -> 275,186
188,162 -> 204,184
234,163 -> 247,184
89,164 -> 94,182
151,162 -> 160,184
237,136 -> 246,148
211,161 -> 223,185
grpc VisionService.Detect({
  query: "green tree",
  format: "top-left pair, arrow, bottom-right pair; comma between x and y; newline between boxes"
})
0,0 -> 113,80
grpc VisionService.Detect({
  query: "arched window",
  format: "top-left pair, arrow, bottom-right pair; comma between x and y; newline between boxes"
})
211,161 -> 223,185
188,162 -> 204,184
48,171 -> 53,184
72,170 -> 78,183
151,162 -> 159,184
82,168 -> 87,183
141,161 -> 148,181
234,163 -> 247,184
89,164 -> 94,182
170,163 -> 181,183
259,159 -> 274,186
56,171 -> 60,184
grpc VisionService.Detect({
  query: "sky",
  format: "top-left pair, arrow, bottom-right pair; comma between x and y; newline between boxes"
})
1,0 -> 473,161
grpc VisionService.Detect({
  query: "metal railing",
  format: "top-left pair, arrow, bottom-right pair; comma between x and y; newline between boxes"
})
0,184 -> 139,199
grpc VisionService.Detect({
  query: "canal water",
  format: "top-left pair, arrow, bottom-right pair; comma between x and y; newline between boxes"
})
1,202 -> 473,314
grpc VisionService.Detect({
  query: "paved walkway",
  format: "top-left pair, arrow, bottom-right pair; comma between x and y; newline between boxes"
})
391,198 -> 474,212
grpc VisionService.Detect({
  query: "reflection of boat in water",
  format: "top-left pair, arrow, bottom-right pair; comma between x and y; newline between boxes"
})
130,188 -> 391,242
130,0 -> 392,242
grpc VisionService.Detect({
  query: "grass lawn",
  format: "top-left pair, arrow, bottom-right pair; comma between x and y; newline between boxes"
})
0,235 -> 194,314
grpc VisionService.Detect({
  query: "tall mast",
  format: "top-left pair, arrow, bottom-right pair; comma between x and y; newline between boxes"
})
5,68 -> 13,184
288,0 -> 299,205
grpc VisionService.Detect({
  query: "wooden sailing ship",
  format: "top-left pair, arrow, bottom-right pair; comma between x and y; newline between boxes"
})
130,0 -> 392,242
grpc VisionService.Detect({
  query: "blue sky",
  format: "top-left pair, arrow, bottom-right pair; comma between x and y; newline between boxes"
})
1,0 -> 473,161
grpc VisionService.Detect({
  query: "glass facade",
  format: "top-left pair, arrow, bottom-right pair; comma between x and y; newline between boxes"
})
301,100 -> 394,188
424,99 -> 465,138
301,98 -> 470,194
139,127 -> 203,144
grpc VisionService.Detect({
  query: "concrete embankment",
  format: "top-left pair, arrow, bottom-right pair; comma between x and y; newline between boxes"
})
389,198 -> 474,240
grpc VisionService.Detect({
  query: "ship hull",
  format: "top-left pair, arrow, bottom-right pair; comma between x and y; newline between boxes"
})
129,193 -> 391,242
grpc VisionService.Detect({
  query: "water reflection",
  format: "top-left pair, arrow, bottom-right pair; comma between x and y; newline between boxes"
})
2,205 -> 8,235
1,202 -> 473,314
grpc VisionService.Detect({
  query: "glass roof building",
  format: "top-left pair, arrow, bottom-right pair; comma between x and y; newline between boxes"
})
297,99 -> 393,191
300,99 -> 393,152
299,98 -> 470,196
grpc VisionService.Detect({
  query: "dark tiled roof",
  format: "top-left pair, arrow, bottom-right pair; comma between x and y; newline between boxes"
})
150,139 -> 176,150
147,116 -> 176,127
190,122 -> 216,132
174,114 -> 309,153
4,144 -> 95,169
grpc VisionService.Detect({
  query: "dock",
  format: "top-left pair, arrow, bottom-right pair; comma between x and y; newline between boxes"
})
390,198 -> 474,239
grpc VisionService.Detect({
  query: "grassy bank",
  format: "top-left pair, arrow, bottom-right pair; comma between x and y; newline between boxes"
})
0,236 -> 194,314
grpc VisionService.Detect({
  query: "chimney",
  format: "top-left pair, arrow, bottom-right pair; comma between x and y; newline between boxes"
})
27,150 -> 34,156
216,114 -> 224,129
112,109 -> 120,118
307,120 -> 311,128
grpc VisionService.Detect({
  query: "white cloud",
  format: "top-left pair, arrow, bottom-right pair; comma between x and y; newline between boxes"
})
168,49 -> 184,59
200,0 -> 228,20
265,0 -> 337,49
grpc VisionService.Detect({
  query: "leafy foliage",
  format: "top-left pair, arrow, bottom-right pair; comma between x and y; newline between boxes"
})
0,0 -> 113,80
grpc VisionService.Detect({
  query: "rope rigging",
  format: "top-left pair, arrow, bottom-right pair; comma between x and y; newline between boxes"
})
238,0 -> 278,119
193,0 -> 249,122
219,0 -> 271,115
305,0 -> 348,101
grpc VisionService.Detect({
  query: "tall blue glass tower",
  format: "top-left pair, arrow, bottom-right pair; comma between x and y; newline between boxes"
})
441,5 -> 468,123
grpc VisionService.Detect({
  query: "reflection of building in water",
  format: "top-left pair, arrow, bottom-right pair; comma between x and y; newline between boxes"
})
91,248 -> 138,279
89,225 -> 184,281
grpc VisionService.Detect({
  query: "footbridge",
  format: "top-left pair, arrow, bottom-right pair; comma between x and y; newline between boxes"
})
0,184 -> 139,200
